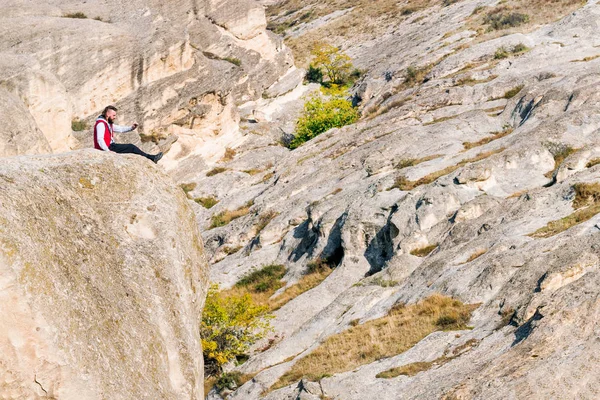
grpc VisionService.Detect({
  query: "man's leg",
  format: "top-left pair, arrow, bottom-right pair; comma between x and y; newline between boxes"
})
109,143 -> 156,162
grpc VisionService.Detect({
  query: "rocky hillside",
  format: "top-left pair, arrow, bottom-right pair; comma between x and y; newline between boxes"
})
3,0 -> 600,399
0,151 -> 207,399
187,0 -> 600,399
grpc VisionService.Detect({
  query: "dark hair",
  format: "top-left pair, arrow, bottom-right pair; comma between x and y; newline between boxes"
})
102,105 -> 118,118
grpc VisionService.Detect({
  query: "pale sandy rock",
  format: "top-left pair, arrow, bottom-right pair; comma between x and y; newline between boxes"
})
0,150 -> 208,399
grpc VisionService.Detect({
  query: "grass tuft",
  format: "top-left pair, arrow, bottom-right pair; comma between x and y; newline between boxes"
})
586,158 -> 600,168
63,12 -> 87,19
504,85 -> 524,99
544,146 -> 578,179
237,264 -> 286,293
71,119 -> 88,131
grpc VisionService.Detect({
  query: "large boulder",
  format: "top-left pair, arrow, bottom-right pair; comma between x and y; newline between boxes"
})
0,150 -> 208,399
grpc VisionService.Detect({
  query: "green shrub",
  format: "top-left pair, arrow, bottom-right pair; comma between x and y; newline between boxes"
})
224,57 -> 242,66
201,284 -> 272,376
289,94 -> 359,149
71,119 -> 88,131
236,264 -> 286,293
494,46 -> 509,59
306,64 -> 323,83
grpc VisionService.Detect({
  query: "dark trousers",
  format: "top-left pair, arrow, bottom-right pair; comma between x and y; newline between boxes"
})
109,143 -> 154,161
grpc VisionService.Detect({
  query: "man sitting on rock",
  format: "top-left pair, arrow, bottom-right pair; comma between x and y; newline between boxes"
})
94,105 -> 163,163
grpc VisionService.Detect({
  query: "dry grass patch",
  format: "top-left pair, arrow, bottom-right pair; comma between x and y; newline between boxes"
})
209,201 -> 253,229
271,295 -> 477,389
503,85 -> 524,99
529,182 -> 600,238
463,126 -> 513,150
410,244 -> 438,257
390,148 -> 505,191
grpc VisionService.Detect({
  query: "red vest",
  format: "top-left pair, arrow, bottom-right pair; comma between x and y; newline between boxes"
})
93,118 -> 113,150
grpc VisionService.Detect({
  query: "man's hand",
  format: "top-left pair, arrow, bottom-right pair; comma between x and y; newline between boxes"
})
131,123 -> 139,130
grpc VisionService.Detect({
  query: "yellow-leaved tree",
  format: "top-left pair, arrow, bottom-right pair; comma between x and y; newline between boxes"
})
201,284 -> 273,377
311,42 -> 353,85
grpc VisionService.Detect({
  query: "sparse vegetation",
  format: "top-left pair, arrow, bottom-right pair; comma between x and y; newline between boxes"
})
453,75 -> 498,86
255,210 -> 278,235
194,196 -> 219,209
63,12 -> 87,19
237,264 -> 286,293
571,54 -> 600,63
484,9 -> 530,31
529,183 -> 600,238
586,158 -> 600,168
464,249 -> 487,263
376,338 -> 480,379
504,85 -> 524,99
224,57 -> 242,67
289,94 -> 359,149
410,244 -> 438,257
222,245 -> 242,255
209,201 -> 253,229
544,146 -> 578,179
463,125 -> 513,150
180,182 -> 197,198
71,119 -> 88,131
206,167 -> 228,177
271,295 -> 477,390
390,148 -> 505,191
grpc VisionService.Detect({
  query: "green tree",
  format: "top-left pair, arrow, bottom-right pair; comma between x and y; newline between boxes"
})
311,42 -> 353,85
201,284 -> 272,376
290,93 -> 360,149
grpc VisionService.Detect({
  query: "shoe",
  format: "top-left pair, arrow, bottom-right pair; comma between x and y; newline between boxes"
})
153,152 -> 164,164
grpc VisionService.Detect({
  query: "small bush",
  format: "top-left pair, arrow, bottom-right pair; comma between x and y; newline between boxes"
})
71,119 -> 88,131
306,64 -> 323,83
63,12 -> 87,19
255,211 -> 278,235
289,94 -> 359,149
494,46 -> 509,59
201,284 -> 272,376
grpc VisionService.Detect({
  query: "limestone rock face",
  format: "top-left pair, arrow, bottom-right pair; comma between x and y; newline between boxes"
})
0,150 -> 208,399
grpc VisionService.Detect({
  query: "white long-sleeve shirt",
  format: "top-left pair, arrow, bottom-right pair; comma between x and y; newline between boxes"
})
94,116 -> 134,151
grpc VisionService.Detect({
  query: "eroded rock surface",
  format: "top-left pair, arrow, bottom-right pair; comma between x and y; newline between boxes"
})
0,150 -> 208,399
